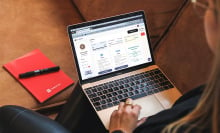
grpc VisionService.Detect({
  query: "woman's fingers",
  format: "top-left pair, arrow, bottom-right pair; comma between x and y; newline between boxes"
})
118,101 -> 125,111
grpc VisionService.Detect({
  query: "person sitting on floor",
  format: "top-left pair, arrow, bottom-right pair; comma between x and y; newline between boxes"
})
109,0 -> 220,133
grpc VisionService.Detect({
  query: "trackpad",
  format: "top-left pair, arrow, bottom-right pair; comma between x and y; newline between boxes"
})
133,95 -> 165,119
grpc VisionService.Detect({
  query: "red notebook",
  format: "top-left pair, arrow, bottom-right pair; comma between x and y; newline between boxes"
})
3,49 -> 74,103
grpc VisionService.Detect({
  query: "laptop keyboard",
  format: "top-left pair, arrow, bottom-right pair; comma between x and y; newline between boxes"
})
85,68 -> 174,111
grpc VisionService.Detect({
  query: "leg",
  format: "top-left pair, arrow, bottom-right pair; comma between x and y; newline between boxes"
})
0,105 -> 70,133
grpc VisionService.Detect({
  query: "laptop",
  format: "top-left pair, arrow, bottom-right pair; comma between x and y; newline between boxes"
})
67,11 -> 182,129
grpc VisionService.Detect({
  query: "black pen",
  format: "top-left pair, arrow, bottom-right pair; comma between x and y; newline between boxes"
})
19,66 -> 60,79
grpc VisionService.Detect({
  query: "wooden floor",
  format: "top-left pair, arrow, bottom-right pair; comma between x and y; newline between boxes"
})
0,0 -> 82,112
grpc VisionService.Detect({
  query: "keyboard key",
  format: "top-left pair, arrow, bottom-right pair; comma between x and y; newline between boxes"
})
85,89 -> 92,94
107,93 -> 113,97
128,87 -> 134,91
106,98 -> 112,103
153,84 -> 160,88
134,90 -> 139,94
92,88 -> 98,92
96,106 -> 102,111
123,78 -> 129,83
128,91 -> 135,96
119,80 -> 125,84
122,93 -> 129,98
107,103 -> 114,108
154,69 -> 161,74
147,90 -> 153,95
103,85 -> 108,89
97,86 -> 103,91
117,95 -> 123,100
143,86 -> 149,91
100,99 -> 106,105
122,89 -> 128,93
112,92 -> 118,96
113,82 -> 119,86
129,82 -> 135,86
92,97 -> 101,102
113,86 -> 119,91
94,102 -> 101,106
101,104 -> 108,110
97,92 -> 102,96
113,101 -> 120,106
88,93 -> 97,98
148,85 -> 154,90
148,81 -> 154,85
109,84 -> 114,88
118,90 -> 123,94
112,97 -> 118,101
101,95 -> 106,99
108,88 -> 113,92
153,89 -> 159,93
119,85 -> 124,89
103,90 -> 108,94
131,93 -> 147,100
124,83 -> 130,87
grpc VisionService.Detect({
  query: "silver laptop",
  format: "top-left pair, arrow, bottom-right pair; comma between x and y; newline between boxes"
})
68,11 -> 182,129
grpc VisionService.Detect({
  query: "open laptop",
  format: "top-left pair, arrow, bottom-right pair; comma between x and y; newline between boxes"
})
67,11 -> 182,129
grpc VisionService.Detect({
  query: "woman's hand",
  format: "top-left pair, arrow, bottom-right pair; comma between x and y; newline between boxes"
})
109,98 -> 144,133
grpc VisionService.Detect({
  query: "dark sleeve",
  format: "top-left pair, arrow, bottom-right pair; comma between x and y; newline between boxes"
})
134,86 -> 204,133
172,85 -> 205,106
0,105 -> 71,133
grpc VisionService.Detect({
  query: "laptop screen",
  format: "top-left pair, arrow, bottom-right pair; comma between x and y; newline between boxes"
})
68,11 -> 153,81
